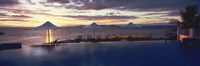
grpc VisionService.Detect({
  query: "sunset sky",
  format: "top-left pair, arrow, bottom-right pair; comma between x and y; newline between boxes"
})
0,0 -> 199,27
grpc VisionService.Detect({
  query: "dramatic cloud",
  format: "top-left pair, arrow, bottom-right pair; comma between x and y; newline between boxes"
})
63,15 -> 137,20
0,19 -> 27,21
1,0 -> 199,10
41,0 -> 199,10
167,11 -> 180,16
47,0 -> 70,3
0,0 -> 199,27
0,0 -> 19,5
0,12 -> 32,18
0,13 -> 6,16
0,12 -> 31,22
10,15 -> 32,18
142,11 -> 180,16
143,13 -> 168,16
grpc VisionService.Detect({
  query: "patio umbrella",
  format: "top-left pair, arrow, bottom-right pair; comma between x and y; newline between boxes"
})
84,22 -> 102,38
37,21 -> 58,44
121,22 -> 142,35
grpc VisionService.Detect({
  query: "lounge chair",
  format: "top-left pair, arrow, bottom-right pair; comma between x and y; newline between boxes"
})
96,35 -> 103,41
110,35 -> 120,41
75,35 -> 83,42
85,35 -> 95,42
117,35 -> 124,39
124,35 -> 129,39
104,35 -> 110,41
146,34 -> 153,39
139,34 -> 145,40
126,35 -> 134,41
133,34 -> 139,39
111,35 -> 116,39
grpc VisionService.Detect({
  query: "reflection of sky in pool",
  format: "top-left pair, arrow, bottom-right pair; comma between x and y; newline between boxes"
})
1,40 -> 200,66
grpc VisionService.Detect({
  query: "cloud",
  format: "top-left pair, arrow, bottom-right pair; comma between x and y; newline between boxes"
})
1,0 -> 199,11
167,11 -> 180,16
0,19 -> 27,21
60,0 -> 199,10
10,15 -> 32,18
5,0 -> 198,11
0,13 -> 7,16
0,13 -> 31,22
47,0 -> 70,3
0,0 -> 19,5
143,13 -> 168,16
0,12 -> 32,18
63,15 -> 137,20
0,0 -> 199,27
142,11 -> 180,16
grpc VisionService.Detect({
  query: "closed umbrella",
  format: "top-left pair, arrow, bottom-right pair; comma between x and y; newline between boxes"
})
37,21 -> 58,44
84,22 -> 102,38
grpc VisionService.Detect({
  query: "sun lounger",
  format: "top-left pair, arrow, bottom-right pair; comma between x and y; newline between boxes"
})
75,35 -> 83,42
104,35 -> 110,41
139,34 -> 145,39
126,35 -> 134,41
96,35 -> 103,41
110,35 -> 120,41
117,35 -> 124,39
85,35 -> 95,42
133,34 -> 139,39
146,34 -> 153,39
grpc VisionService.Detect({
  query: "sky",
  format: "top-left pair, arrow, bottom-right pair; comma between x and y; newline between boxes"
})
0,0 -> 199,27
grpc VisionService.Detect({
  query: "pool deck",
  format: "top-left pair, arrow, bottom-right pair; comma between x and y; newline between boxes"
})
0,43 -> 22,50
56,38 -> 175,43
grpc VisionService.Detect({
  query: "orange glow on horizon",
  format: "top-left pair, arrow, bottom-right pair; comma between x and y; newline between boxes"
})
0,0 -> 182,27
0,11 -> 180,27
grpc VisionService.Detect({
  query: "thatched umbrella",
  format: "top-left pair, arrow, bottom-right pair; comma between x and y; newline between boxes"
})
37,21 -> 57,44
121,22 -> 142,35
84,22 -> 102,38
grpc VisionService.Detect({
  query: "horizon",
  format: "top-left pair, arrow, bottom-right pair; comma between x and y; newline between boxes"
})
0,23 -> 176,28
0,0 -> 200,27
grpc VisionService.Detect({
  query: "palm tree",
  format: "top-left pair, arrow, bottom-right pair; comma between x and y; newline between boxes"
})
170,4 -> 200,40
170,19 -> 182,40
180,4 -> 200,28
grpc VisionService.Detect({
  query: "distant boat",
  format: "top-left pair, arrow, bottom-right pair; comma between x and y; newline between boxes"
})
0,32 -> 4,35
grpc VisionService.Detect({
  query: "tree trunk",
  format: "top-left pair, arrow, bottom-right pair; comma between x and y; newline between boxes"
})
189,28 -> 194,38
177,25 -> 181,41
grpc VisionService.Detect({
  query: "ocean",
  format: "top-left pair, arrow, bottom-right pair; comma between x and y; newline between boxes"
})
0,25 -> 175,45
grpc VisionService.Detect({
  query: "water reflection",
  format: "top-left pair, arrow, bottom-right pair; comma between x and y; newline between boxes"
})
22,45 -> 54,57
178,44 -> 200,66
1,41 -> 200,66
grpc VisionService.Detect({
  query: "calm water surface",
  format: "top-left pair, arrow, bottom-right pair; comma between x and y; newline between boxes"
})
1,26 -> 200,66
1,41 -> 200,66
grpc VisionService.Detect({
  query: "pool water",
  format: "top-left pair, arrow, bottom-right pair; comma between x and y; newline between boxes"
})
1,40 -> 200,66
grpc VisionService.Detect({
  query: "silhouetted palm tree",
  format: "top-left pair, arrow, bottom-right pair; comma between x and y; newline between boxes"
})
180,4 -> 200,28
170,4 -> 200,38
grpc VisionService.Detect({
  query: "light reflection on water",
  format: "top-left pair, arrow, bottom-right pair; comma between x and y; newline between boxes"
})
1,41 -> 200,66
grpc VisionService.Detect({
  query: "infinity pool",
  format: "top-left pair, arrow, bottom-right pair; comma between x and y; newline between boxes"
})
0,40 -> 200,66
